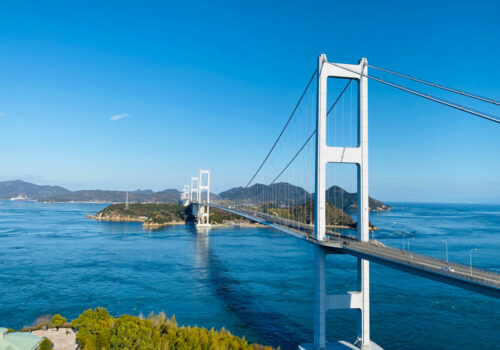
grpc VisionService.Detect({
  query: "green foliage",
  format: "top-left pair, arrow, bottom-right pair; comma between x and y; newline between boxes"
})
51,314 -> 67,327
38,338 -> 52,350
109,315 -> 157,350
71,308 -> 277,350
96,203 -> 254,226
264,200 -> 354,226
97,203 -> 190,225
72,307 -> 115,350
208,207 -> 253,225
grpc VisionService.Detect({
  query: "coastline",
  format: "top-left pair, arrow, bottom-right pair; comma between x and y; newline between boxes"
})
87,214 -> 187,229
42,201 -> 115,204
87,214 -> 146,222
87,214 -> 265,229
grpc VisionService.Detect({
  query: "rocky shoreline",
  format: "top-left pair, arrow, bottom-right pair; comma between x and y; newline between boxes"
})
87,213 -> 187,229
88,213 -> 265,229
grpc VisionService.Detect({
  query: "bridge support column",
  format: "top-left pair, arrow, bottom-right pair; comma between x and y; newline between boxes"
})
314,246 -> 327,350
304,248 -> 379,350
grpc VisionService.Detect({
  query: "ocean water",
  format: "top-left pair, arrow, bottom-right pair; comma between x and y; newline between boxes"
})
0,201 -> 498,349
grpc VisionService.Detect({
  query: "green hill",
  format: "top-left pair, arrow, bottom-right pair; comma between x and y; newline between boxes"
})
264,200 -> 354,227
219,183 -> 390,212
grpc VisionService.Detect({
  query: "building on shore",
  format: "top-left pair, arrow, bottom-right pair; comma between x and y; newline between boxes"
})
0,328 -> 42,350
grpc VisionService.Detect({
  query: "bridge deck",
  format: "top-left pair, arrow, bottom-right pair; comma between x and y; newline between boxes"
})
208,204 -> 500,297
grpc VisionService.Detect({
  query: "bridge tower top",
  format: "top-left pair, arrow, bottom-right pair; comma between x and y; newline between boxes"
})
315,53 -> 369,243
199,169 -> 210,204
190,177 -> 199,202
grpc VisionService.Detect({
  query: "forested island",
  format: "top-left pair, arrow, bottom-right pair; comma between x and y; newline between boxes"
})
89,203 -> 257,228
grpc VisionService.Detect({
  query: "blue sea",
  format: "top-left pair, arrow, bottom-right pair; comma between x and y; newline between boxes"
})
0,201 -> 498,349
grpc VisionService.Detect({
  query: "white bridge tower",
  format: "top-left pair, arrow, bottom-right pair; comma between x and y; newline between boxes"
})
190,176 -> 199,202
181,185 -> 190,206
302,54 -> 381,350
196,169 -> 210,227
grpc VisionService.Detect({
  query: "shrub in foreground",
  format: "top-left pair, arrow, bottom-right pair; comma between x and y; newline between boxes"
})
39,338 -> 52,350
71,308 -> 277,350
51,314 -> 67,327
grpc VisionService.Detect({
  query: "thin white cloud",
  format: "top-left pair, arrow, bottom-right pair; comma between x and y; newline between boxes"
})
110,113 -> 129,121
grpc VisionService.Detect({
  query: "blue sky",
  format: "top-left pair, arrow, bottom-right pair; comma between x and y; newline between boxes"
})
0,0 -> 498,203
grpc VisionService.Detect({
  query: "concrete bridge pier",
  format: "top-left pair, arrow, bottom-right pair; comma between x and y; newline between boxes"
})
299,246 -> 381,350
189,202 -> 210,228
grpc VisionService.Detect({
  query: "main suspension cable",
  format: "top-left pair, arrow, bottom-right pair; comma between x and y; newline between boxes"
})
368,64 -> 500,107
330,63 -> 500,124
244,69 -> 318,188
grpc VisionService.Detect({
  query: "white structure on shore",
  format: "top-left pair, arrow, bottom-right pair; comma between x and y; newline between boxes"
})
0,327 -> 42,350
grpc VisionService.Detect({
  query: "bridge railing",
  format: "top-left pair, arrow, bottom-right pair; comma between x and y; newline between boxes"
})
347,239 -> 500,287
213,202 -> 500,288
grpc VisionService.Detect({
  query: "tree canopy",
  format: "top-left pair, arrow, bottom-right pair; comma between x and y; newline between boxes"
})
71,308 -> 277,350
51,314 -> 67,327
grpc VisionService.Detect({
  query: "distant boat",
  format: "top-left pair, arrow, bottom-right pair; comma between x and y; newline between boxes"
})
10,193 -> 34,202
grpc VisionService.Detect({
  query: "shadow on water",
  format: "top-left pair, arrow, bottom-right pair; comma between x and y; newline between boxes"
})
191,226 -> 309,350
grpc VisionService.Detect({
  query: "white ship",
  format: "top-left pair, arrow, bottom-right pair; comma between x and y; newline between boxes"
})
10,193 -> 34,202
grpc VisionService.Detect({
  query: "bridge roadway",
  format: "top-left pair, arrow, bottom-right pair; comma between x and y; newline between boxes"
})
207,203 -> 500,298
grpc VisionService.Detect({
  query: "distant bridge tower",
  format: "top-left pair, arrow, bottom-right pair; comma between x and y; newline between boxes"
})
190,177 -> 199,202
125,191 -> 129,210
197,169 -> 211,227
303,54 -> 381,350
181,185 -> 190,206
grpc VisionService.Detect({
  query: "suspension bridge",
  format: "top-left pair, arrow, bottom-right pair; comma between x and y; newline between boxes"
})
179,54 -> 500,350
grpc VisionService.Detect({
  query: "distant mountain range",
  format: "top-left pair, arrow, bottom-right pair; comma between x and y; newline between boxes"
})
219,182 -> 390,212
40,189 -> 182,203
0,180 -> 71,199
0,180 -> 182,203
219,183 -> 310,206
0,180 -> 390,211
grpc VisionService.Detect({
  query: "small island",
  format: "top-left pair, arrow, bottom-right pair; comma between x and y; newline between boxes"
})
88,203 -> 260,229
